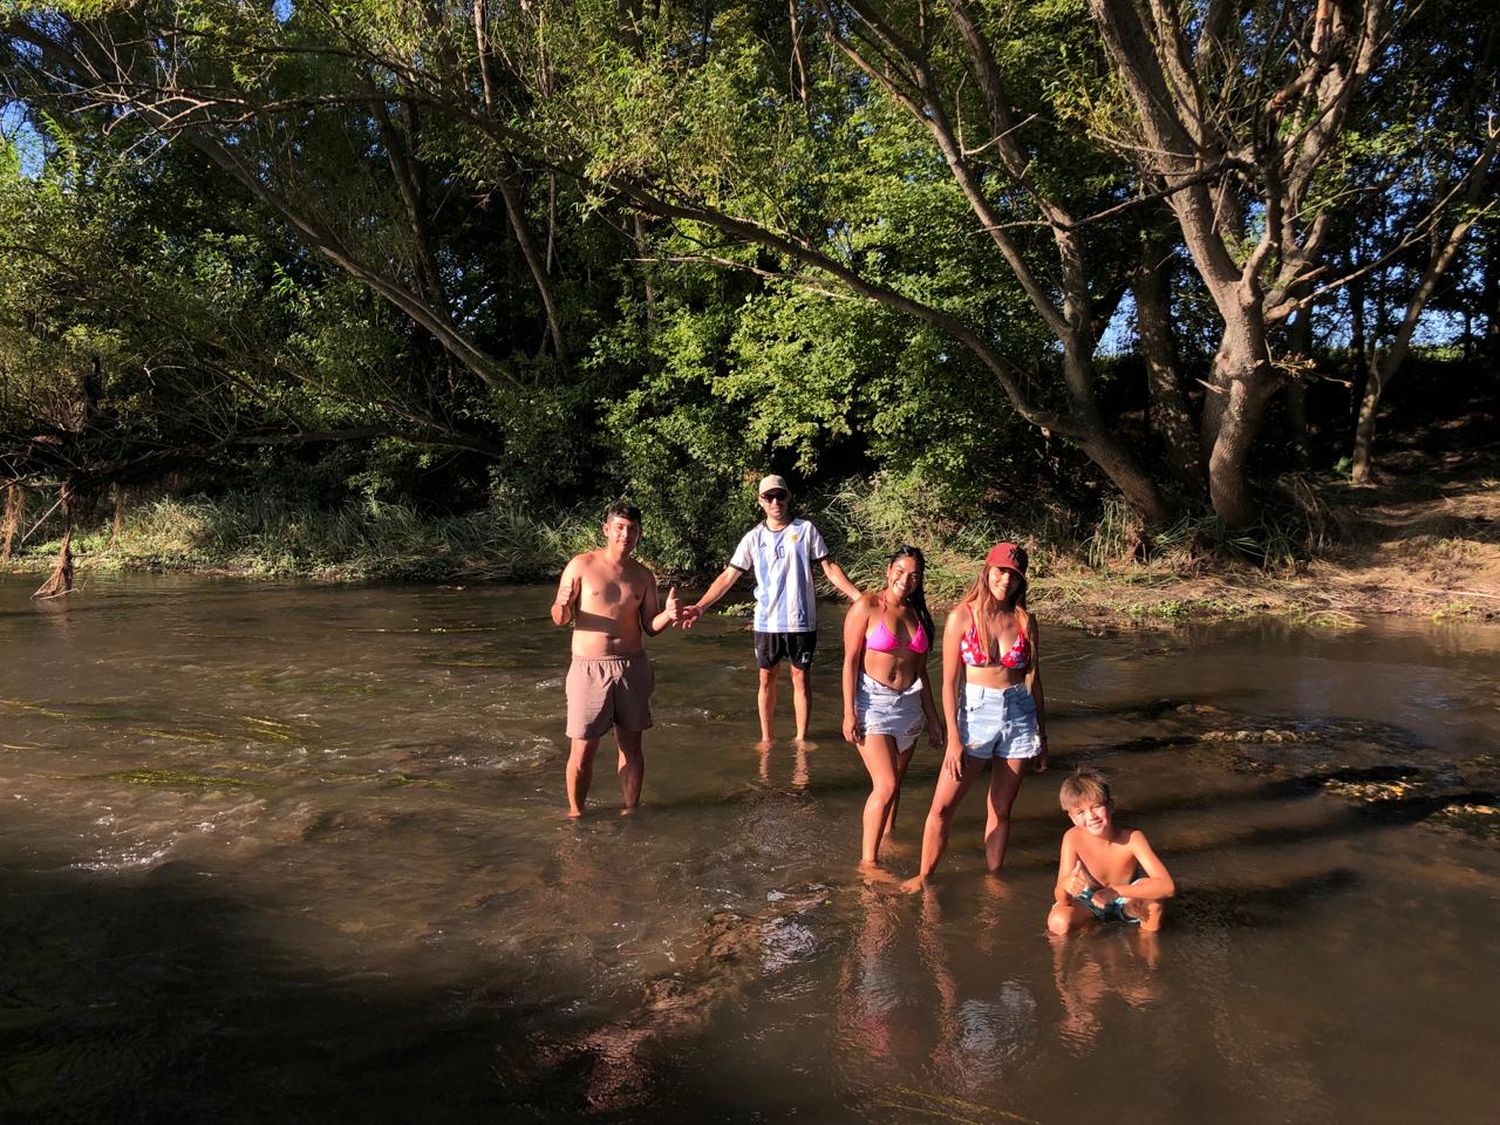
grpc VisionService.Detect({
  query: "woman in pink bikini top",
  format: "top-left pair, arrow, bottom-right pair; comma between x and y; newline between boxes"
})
841,546 -> 945,868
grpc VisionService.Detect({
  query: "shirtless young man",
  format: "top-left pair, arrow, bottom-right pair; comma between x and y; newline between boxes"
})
551,501 -> 681,817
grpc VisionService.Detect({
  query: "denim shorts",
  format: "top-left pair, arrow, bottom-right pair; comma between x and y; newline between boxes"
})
855,673 -> 925,749
958,681 -> 1040,759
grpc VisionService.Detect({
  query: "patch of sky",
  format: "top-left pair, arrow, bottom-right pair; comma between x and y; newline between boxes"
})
1,101 -> 46,179
1097,292 -> 1136,356
274,0 -> 295,22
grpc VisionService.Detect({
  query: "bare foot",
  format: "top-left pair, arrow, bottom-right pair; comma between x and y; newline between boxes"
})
900,874 -> 929,895
858,861 -> 899,886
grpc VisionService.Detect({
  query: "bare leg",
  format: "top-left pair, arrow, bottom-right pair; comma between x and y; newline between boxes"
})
616,727 -> 645,813
902,756 -> 982,892
881,742 -> 917,838
982,758 -> 1027,872
566,737 -> 601,817
1047,901 -> 1096,936
757,666 -> 779,742
789,664 -> 811,741
856,734 -> 901,865
1125,898 -> 1165,932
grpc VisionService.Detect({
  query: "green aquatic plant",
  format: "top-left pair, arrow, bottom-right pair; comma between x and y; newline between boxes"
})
376,771 -> 455,790
94,769 -> 264,790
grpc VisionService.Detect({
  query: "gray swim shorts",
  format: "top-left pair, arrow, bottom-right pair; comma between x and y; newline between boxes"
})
565,653 -> 654,740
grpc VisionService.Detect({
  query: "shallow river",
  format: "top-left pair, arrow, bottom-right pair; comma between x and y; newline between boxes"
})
1,575 -> 1497,1123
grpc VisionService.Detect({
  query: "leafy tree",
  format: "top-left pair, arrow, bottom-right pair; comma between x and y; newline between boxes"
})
1086,0 -> 1496,520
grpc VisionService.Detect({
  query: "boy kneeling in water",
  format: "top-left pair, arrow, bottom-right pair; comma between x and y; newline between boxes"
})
1048,767 -> 1175,935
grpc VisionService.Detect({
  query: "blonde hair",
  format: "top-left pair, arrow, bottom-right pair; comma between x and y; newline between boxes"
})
1059,766 -> 1111,811
957,561 -> 1029,665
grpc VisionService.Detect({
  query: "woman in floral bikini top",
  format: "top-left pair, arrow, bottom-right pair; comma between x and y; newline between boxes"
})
902,541 -> 1049,892
958,609 -> 1031,671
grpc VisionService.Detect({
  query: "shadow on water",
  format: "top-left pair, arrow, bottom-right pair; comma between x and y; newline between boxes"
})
1173,867 -> 1363,929
0,851 -> 777,1125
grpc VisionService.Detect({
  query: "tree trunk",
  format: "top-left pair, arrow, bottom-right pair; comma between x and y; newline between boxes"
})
1133,233 -> 1203,496
498,174 -> 569,366
1347,272 -> 1367,423
32,485 -> 73,599
1205,323 -> 1281,527
1060,333 -> 1172,526
1078,430 -> 1174,527
1,484 -> 22,561
1483,226 -> 1499,373
108,484 -> 126,549
1350,367 -> 1382,484
1351,188 -> 1487,484
1286,303 -> 1314,469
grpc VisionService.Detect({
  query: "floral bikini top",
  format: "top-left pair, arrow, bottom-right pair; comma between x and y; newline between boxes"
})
959,608 -> 1030,671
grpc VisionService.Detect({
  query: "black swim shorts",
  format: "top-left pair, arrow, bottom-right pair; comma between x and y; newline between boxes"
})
753,630 -> 817,670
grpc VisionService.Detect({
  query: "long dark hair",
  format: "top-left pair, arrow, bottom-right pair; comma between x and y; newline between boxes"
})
888,545 -> 935,641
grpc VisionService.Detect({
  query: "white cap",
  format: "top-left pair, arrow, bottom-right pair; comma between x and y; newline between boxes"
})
757,474 -> 790,496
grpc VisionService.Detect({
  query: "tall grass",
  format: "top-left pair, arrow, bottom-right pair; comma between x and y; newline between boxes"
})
807,474 -> 1067,604
2,492 -> 603,583
3,471 -> 1344,608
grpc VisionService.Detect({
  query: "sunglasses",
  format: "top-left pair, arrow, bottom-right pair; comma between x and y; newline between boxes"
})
761,490 -> 789,502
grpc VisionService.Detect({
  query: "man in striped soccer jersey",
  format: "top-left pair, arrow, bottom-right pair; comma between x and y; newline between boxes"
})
681,475 -> 862,743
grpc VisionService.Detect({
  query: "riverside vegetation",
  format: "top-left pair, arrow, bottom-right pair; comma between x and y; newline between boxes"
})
2,3 -> 1496,620
6,379 -> 1496,628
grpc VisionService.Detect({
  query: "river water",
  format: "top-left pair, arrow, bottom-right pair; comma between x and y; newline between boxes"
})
1,575 -> 1496,1123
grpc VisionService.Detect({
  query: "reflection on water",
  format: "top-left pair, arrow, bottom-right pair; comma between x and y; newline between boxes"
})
1,575 -> 1498,1121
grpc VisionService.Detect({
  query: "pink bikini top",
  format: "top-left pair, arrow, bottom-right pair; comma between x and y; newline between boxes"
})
866,617 -> 930,654
959,608 -> 1030,671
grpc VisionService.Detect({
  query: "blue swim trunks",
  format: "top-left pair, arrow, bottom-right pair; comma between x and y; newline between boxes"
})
1073,878 -> 1144,924
1073,891 -> 1138,924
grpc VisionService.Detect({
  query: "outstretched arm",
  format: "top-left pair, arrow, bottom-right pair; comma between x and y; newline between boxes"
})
682,564 -> 744,627
819,558 -> 862,602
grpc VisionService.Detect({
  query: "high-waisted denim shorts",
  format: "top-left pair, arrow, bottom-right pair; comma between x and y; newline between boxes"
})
958,681 -> 1040,759
855,672 -> 926,749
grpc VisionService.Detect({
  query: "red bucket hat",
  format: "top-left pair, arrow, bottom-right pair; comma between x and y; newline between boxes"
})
985,541 -> 1028,575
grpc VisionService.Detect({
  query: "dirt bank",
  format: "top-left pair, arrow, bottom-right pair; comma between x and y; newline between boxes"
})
1041,424 -> 1500,631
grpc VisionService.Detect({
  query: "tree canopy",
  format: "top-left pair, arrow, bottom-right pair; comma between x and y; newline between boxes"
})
2,0 -> 1495,573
